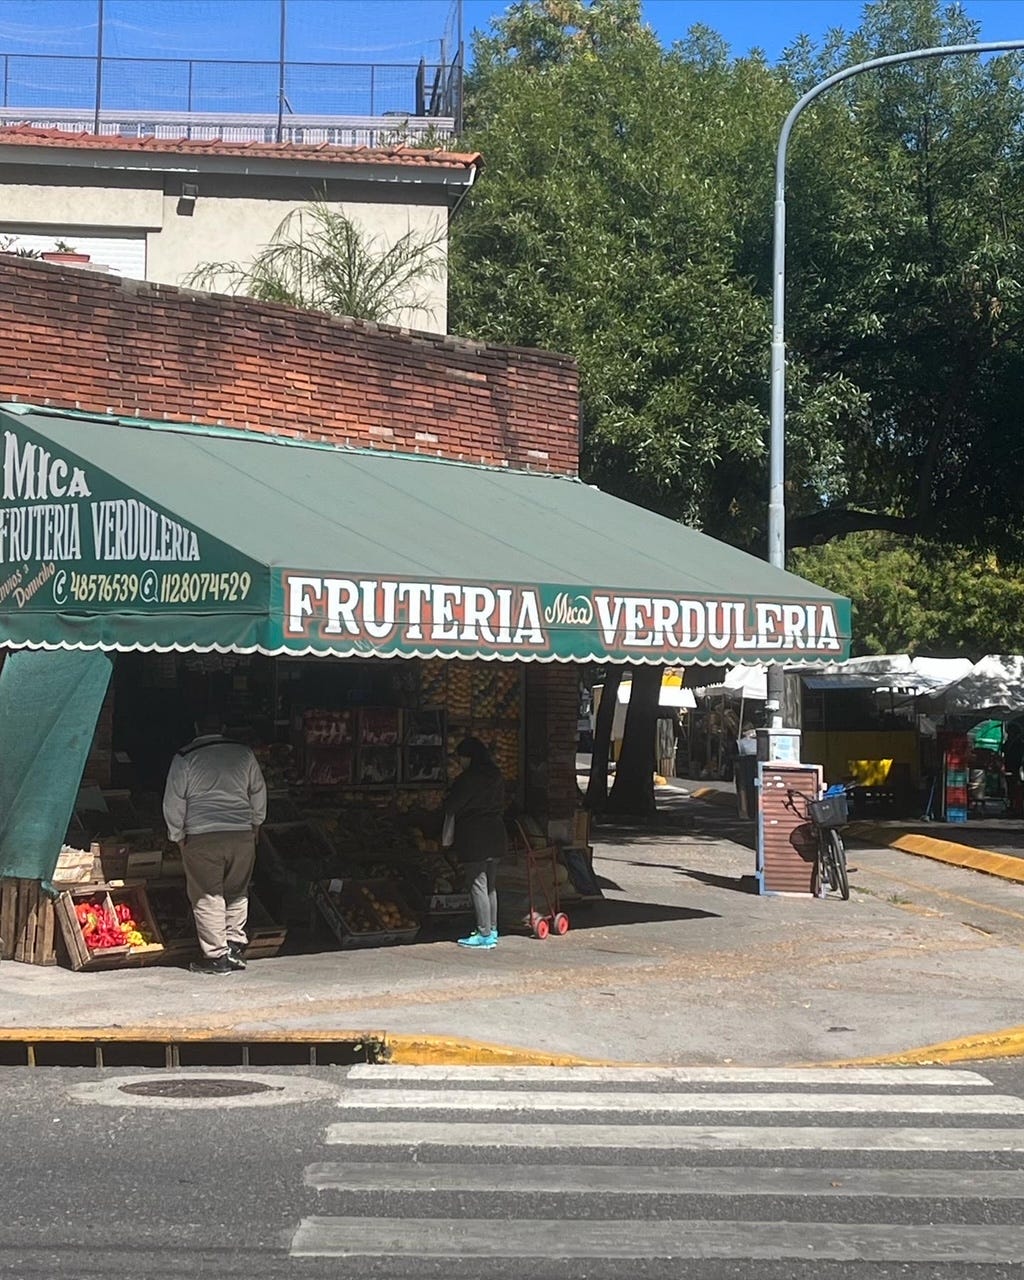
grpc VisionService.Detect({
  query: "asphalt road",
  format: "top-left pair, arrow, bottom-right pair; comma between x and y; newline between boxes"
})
1,1061 -> 1024,1279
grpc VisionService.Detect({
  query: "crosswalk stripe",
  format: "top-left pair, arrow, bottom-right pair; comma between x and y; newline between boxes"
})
304,1161 -> 1024,1198
346,1064 -> 993,1086
336,1088 -> 1024,1115
289,1216 -> 1024,1262
324,1120 -> 1024,1151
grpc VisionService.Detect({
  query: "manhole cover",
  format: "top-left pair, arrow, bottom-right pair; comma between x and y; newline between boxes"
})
119,1077 -> 283,1099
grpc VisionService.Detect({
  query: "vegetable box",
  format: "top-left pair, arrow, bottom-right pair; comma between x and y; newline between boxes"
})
56,884 -> 165,971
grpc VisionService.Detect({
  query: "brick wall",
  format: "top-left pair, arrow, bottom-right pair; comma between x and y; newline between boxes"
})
0,256 -> 579,474
525,663 -> 581,837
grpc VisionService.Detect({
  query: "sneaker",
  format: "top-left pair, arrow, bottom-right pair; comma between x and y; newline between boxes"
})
189,955 -> 233,976
457,931 -> 496,949
226,944 -> 247,971
486,929 -> 499,946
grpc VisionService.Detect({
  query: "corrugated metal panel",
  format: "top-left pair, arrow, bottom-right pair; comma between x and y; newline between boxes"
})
758,764 -> 822,895
0,232 -> 146,279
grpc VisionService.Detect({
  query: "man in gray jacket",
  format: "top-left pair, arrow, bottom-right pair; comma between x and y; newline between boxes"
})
163,710 -> 267,975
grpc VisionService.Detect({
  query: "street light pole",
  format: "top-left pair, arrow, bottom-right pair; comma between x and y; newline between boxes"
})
766,38 -> 1024,726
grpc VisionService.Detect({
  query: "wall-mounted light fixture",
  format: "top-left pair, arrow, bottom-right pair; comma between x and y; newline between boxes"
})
176,182 -> 199,216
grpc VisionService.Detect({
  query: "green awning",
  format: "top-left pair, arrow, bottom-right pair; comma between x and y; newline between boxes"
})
0,404 -> 851,664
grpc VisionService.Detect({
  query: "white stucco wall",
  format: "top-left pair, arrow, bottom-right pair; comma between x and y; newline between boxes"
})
0,166 -> 451,332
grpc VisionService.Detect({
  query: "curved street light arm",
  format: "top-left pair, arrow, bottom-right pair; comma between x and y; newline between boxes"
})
765,38 -> 1024,724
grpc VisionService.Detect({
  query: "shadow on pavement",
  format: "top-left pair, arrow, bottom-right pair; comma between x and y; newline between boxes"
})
560,900 -> 720,928
622,861 -> 758,894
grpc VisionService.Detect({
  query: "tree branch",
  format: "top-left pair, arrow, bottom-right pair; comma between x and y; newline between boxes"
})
787,508 -> 917,548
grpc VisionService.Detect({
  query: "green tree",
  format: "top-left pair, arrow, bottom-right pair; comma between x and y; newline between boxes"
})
791,533 -> 1024,658
454,0 -> 1024,555
452,0 -> 1024,811
779,0 -> 1024,553
452,0 -> 815,543
188,200 -> 444,324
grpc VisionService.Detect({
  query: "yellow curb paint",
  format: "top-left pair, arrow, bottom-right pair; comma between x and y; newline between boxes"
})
862,865 -> 1024,923
691,787 -> 736,807
0,1026 -> 632,1068
822,1024 -> 1024,1067
0,1026 -> 387,1044
382,1034 -> 627,1068
847,822 -> 1024,884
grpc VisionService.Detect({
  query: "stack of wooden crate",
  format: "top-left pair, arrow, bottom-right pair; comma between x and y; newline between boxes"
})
0,878 -> 58,965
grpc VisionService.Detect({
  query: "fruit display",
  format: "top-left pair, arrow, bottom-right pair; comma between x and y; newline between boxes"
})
447,663 -> 473,720
360,708 -> 400,745
405,745 -> 445,783
357,745 -> 399,784
306,750 -> 354,786
337,896 -> 379,935
303,710 -> 354,745
405,710 -> 445,746
74,898 -> 148,950
419,660 -> 447,705
255,743 -> 296,791
318,807 -> 416,856
363,885 -> 418,931
397,786 -> 444,814
492,727 -> 519,780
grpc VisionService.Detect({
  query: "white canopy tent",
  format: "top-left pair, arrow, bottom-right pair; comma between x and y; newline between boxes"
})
922,655 -> 1024,716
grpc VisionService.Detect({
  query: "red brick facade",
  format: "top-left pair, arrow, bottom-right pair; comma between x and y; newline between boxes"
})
0,256 -> 579,474
525,664 -> 582,834
0,256 -> 583,837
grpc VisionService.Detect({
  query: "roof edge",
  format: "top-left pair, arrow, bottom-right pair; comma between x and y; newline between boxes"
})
0,125 -> 481,176
0,402 -> 583,483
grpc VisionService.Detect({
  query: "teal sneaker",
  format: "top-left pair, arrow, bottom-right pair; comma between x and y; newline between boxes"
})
457,931 -> 496,948
486,929 -> 499,945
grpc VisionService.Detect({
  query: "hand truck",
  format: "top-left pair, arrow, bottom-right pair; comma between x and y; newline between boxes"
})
516,820 -> 570,939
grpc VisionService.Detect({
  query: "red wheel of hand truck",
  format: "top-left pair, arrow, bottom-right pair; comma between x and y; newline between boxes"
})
553,912 -> 570,936
533,916 -> 550,940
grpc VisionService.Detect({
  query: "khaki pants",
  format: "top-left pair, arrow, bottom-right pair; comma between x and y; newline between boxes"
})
182,830 -> 256,959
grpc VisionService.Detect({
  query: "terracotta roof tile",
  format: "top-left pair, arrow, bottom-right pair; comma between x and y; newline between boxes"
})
0,124 -> 480,170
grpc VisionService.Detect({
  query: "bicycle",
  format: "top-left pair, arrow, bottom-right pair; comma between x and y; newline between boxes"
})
786,784 -> 851,901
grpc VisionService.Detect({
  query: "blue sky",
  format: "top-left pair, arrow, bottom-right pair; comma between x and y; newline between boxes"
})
468,1 -> 1021,62
0,1 -> 1019,114
0,1 -> 1019,62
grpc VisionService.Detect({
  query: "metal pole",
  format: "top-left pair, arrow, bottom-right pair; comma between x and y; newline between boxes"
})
186,60 -> 194,137
276,0 -> 287,142
456,0 -> 464,132
93,0 -> 105,135
766,39 -> 1024,727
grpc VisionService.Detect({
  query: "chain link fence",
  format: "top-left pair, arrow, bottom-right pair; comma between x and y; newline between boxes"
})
0,50 -> 460,143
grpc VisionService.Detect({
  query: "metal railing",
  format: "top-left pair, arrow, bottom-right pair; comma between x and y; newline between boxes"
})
0,51 -> 463,142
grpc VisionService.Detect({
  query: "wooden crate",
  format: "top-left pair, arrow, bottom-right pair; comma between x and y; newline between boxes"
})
0,878 -> 58,965
55,884 -> 166,971
245,889 -> 288,960
142,882 -> 288,963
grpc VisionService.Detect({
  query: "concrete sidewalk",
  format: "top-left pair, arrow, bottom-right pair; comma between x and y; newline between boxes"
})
674,773 -> 1024,884
3,786 -> 1024,1066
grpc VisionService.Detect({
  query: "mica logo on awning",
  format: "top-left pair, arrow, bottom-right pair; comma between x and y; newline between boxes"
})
281,573 -> 844,659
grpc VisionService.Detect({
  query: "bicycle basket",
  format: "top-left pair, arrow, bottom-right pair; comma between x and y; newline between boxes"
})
808,794 -> 848,828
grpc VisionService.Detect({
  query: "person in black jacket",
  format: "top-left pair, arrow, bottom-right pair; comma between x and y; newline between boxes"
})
444,736 -> 508,949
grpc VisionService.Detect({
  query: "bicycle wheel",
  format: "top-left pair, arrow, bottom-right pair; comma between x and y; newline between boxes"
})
826,829 -> 850,900
813,829 -> 830,896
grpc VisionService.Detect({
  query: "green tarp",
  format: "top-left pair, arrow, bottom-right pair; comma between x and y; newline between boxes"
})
0,404 -> 851,664
0,649 -> 112,880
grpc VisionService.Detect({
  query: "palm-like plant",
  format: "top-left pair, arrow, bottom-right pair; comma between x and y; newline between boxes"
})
187,201 -> 445,325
